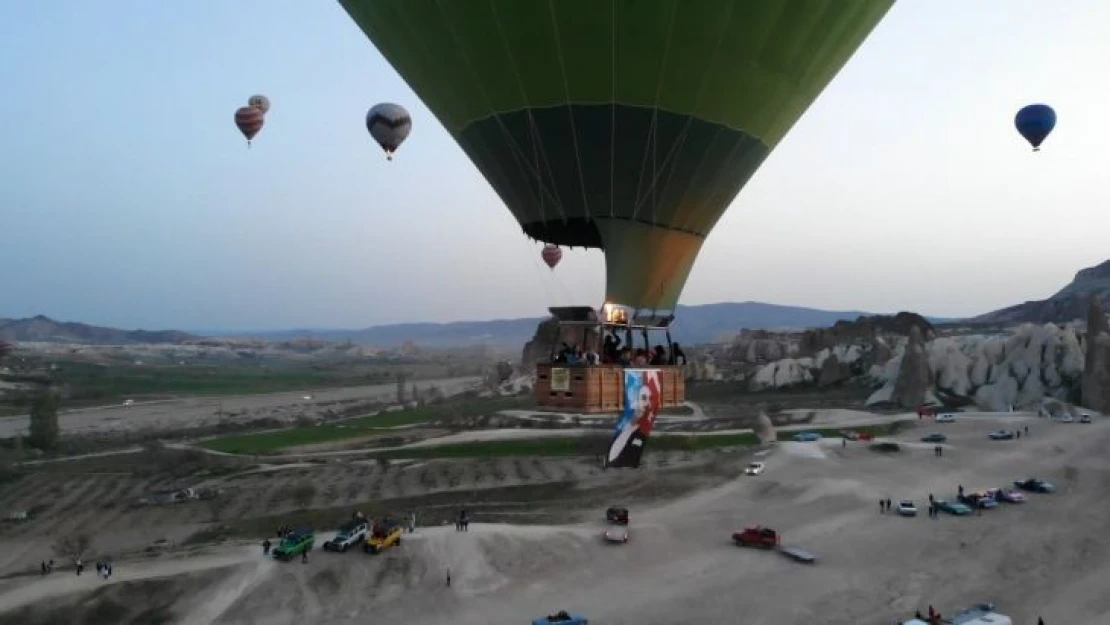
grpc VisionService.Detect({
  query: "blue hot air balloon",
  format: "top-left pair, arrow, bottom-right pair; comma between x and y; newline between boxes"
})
1014,104 -> 1056,151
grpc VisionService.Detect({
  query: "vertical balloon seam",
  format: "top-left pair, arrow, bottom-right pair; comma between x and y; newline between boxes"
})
487,1 -> 557,226
545,0 -> 593,225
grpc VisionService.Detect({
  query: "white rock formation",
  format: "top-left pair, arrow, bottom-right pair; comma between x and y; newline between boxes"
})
736,322 -> 1087,412
868,323 -> 1084,410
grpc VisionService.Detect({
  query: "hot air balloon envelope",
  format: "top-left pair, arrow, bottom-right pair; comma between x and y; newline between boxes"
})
234,106 -> 265,142
1015,104 -> 1056,151
340,0 -> 893,313
248,94 -> 271,115
541,244 -> 562,269
366,102 -> 412,158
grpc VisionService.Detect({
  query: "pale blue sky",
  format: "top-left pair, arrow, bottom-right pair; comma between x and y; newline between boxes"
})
2,1 -> 1109,331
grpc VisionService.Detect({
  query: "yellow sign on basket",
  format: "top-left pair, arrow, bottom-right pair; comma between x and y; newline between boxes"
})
550,368 -> 570,392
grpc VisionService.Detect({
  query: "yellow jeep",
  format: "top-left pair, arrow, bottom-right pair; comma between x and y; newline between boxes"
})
364,519 -> 403,554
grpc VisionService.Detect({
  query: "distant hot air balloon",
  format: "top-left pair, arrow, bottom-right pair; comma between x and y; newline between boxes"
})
365,103 -> 412,160
234,106 -> 265,147
247,94 -> 271,115
340,0 -> 893,314
541,244 -> 562,270
1015,104 -> 1056,151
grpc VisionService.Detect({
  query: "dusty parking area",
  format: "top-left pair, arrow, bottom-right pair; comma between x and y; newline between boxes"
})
2,414 -> 1108,624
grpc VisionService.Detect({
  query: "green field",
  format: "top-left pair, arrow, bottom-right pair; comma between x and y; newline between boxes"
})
197,396 -> 530,455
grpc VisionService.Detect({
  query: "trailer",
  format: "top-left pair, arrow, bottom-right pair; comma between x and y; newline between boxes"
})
778,545 -> 817,564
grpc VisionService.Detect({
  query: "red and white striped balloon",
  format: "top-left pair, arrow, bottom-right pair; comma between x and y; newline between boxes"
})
234,106 -> 265,147
541,244 -> 562,269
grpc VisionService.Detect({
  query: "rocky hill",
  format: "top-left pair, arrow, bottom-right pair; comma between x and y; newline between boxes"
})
973,258 -> 1110,324
696,304 -> 1110,414
0,315 -> 195,345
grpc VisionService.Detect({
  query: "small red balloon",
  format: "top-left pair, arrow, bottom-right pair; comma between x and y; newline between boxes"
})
541,244 -> 562,269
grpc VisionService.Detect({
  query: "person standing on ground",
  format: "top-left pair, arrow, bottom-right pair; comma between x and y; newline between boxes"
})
75,557 -> 83,576
446,568 -> 452,587
262,538 -> 271,556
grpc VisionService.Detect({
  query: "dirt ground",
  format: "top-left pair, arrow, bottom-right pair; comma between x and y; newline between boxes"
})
0,376 -> 481,438
1,411 -> 1107,624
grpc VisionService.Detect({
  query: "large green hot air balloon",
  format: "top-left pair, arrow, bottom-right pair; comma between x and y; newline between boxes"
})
339,0 -> 894,314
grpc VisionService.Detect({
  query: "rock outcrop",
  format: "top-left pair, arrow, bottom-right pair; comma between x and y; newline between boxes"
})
1081,297 -> 1110,413
714,321 -> 1089,412
519,317 -> 600,373
868,323 -> 1085,410
887,326 -> 933,407
754,412 -> 776,444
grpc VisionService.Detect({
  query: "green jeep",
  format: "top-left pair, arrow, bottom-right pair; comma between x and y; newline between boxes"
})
272,528 -> 315,560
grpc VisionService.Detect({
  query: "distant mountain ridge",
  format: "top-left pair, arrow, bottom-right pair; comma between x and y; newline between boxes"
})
2,302 -> 955,348
0,315 -> 195,345
222,302 -> 954,347
972,258 -> 1110,324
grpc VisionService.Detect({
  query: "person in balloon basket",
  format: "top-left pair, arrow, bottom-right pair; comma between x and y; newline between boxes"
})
607,371 -> 662,468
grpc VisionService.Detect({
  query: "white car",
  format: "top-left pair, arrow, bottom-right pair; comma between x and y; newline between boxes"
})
1080,414 -> 1092,423
935,414 -> 955,423
744,462 -> 765,476
1060,415 -> 1074,423
603,527 -> 629,543
896,501 -> 918,517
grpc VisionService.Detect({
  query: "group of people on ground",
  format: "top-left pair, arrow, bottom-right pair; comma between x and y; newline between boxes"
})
455,510 -> 470,531
553,332 -> 686,368
94,560 -> 114,579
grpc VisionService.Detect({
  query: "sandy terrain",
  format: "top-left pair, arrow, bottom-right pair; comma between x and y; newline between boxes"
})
0,376 -> 481,437
1,412 -> 1106,623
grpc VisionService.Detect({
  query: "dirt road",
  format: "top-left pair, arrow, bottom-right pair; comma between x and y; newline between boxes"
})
0,376 -> 481,437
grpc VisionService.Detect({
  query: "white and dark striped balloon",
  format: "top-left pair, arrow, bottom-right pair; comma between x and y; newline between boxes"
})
366,103 -> 412,161
247,94 -> 271,115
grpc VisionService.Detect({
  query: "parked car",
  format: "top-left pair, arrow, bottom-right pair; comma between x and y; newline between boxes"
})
896,501 -> 917,517
792,432 -> 822,442
1059,415 -> 1074,423
323,519 -> 368,552
987,430 -> 1015,440
936,413 -> 956,423
605,506 -> 629,525
744,462 -> 765,476
1080,414 -> 1092,423
985,487 -> 1026,503
532,611 -> 588,625
935,500 -> 973,516
959,492 -> 998,509
1014,478 -> 1055,493
603,526 -> 629,543
921,433 -> 947,443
